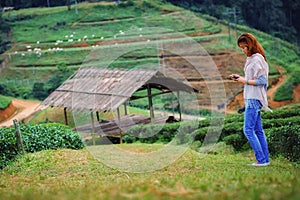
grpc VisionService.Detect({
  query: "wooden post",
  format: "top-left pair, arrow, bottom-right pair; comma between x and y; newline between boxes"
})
124,101 -> 128,116
64,107 -> 68,125
13,119 -> 25,154
117,107 -> 121,123
96,111 -> 100,122
147,84 -> 154,122
177,91 -> 182,121
91,111 -> 96,145
117,107 -> 123,143
171,93 -> 175,116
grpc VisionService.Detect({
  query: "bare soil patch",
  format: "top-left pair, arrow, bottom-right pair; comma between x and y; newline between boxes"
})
0,99 -> 43,128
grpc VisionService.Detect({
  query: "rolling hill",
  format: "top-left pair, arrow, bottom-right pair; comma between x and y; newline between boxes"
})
0,0 -> 299,122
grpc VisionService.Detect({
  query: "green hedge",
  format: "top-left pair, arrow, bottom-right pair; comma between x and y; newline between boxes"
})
263,116 -> 300,129
0,123 -> 85,169
124,120 -> 201,144
266,125 -> 300,162
123,107 -> 300,161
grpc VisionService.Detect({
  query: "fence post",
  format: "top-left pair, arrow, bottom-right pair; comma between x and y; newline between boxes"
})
13,119 -> 25,154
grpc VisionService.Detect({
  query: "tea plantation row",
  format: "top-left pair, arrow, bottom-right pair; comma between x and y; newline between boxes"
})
1,106 -> 299,170
123,106 -> 300,161
0,123 -> 84,169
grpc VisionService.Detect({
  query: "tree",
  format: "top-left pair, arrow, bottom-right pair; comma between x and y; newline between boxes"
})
32,82 -> 48,100
0,10 -> 11,54
166,0 -> 300,45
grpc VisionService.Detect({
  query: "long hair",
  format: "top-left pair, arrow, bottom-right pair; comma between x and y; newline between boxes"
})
237,33 -> 267,61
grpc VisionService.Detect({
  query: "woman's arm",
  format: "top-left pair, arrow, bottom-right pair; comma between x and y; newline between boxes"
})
230,74 -> 266,86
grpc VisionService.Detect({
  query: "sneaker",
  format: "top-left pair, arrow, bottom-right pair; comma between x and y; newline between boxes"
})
249,162 -> 269,166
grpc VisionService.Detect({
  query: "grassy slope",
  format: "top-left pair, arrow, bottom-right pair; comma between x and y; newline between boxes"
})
0,146 -> 299,200
0,95 -> 12,109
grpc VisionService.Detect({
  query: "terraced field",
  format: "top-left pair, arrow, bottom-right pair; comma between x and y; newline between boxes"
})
1,0 -> 295,118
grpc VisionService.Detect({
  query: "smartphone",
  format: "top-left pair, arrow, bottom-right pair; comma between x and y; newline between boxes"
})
229,75 -> 239,79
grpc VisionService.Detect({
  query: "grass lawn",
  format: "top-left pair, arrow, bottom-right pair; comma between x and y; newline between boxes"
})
0,144 -> 299,200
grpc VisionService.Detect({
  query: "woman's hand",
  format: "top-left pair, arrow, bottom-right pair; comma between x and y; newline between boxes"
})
230,74 -> 246,84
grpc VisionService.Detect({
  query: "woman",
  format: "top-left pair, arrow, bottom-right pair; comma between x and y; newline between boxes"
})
231,32 -> 271,166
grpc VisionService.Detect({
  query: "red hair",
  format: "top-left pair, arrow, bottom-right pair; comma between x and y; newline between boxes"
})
237,33 -> 267,61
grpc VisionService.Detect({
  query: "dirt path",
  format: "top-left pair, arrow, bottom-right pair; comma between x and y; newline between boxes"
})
0,99 -> 44,128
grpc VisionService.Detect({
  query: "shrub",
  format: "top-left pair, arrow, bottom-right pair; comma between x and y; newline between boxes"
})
219,122 -> 244,140
262,107 -> 300,119
224,114 -> 244,124
138,123 -> 180,144
0,123 -> 84,169
0,128 -> 19,169
266,125 -> 300,162
0,95 -> 11,109
263,116 -> 300,129
124,121 -> 200,144
32,82 -> 48,100
123,108 -> 300,161
191,127 -> 208,143
223,134 -> 248,151
122,134 -> 137,143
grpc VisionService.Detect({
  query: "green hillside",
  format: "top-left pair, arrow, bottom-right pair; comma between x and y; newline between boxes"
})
0,0 -> 299,106
0,147 -> 299,200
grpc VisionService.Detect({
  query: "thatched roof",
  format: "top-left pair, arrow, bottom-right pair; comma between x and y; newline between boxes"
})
43,67 -> 196,111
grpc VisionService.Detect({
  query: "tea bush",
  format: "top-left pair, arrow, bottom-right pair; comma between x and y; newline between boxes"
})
266,125 -> 300,162
123,107 -> 300,161
0,123 -> 84,169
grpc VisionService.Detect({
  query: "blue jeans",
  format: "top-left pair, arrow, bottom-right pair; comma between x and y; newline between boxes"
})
244,105 -> 269,163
